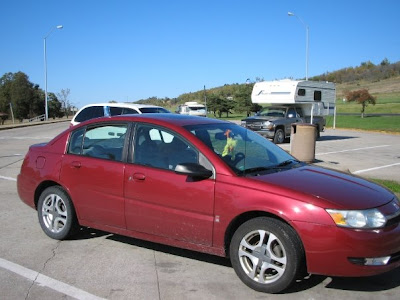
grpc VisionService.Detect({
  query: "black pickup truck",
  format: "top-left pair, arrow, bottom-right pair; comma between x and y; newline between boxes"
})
241,105 -> 325,144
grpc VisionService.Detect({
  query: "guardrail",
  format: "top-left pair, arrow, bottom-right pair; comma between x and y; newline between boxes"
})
28,114 -> 45,122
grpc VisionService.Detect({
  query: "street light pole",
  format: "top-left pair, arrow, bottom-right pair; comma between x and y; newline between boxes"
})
288,12 -> 309,81
44,25 -> 63,120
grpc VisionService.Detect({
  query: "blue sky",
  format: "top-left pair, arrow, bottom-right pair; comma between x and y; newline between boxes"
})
1,0 -> 400,109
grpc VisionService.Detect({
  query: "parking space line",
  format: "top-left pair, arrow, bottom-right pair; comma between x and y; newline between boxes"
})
316,145 -> 390,156
0,258 -> 105,300
0,175 -> 16,182
353,163 -> 400,174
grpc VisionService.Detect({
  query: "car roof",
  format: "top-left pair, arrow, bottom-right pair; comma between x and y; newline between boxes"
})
79,113 -> 228,128
78,102 -> 164,110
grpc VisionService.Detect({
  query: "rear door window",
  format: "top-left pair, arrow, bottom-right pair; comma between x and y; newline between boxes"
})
110,107 -> 139,116
75,106 -> 104,123
68,123 -> 129,162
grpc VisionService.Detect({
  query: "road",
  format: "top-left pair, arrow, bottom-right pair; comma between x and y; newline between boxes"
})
0,122 -> 400,299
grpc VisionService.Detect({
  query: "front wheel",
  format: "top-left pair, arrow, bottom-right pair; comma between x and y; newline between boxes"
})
37,186 -> 79,240
273,129 -> 285,144
229,217 -> 305,293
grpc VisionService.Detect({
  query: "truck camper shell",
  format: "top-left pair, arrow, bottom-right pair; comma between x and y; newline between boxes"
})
251,80 -> 336,117
175,102 -> 207,117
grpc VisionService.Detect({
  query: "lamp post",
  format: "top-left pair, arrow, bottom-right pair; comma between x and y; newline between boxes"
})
44,25 -> 63,120
288,12 -> 309,81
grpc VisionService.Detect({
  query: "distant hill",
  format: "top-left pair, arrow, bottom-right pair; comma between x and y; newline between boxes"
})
134,60 -> 400,107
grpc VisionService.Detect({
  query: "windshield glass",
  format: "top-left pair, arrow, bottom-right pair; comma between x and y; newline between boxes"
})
184,123 -> 299,176
139,107 -> 170,113
188,106 -> 205,111
259,107 -> 286,117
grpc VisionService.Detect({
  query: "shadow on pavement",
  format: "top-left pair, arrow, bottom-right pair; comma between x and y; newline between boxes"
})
70,227 -> 400,294
107,233 -> 232,267
71,227 -> 231,267
325,267 -> 400,291
318,135 -> 358,142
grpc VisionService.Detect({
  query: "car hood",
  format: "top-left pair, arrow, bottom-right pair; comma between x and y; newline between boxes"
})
252,165 -> 394,210
243,116 -> 280,122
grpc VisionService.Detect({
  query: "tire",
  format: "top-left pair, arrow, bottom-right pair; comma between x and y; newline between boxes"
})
37,186 -> 79,240
273,129 -> 285,144
229,217 -> 305,293
315,126 -> 320,140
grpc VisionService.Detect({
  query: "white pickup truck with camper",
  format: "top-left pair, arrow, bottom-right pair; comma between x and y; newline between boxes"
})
241,80 -> 336,143
175,102 -> 207,117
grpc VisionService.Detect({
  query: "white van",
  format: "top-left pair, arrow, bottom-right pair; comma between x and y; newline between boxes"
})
70,103 -> 170,126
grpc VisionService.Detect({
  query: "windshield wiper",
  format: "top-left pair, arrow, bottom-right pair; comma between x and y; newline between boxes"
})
275,159 -> 300,168
242,166 -> 272,175
242,160 -> 301,176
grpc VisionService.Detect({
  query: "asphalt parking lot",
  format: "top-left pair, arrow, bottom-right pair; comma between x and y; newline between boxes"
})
1,122 -> 400,299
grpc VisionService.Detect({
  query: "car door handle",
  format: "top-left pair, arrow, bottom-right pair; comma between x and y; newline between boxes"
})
131,173 -> 146,181
71,161 -> 81,168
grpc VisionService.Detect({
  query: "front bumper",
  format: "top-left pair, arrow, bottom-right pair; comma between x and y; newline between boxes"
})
252,129 -> 275,139
294,220 -> 400,277
242,123 -> 275,138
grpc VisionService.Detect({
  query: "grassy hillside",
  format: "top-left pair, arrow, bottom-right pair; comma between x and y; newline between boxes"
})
135,61 -> 400,116
336,76 -> 400,114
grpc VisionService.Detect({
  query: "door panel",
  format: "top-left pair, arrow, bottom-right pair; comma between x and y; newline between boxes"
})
124,165 -> 215,245
60,123 -> 128,228
124,123 -> 215,246
61,156 -> 126,228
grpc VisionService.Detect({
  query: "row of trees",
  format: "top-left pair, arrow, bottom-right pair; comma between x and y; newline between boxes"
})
206,84 -> 262,117
136,83 -> 262,118
0,72 -> 72,123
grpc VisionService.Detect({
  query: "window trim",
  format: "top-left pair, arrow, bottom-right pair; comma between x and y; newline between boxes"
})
314,90 -> 322,102
298,88 -> 306,96
130,122 -> 215,178
67,122 -> 132,163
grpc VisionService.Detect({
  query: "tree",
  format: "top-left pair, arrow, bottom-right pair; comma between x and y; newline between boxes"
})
380,58 -> 390,66
234,84 -> 253,117
0,73 -> 13,116
206,93 -> 234,118
57,88 -> 72,117
0,72 -> 48,122
11,72 -> 35,121
345,89 -> 376,118
48,93 -> 64,119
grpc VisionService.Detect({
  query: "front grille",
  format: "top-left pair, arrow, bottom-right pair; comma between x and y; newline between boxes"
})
246,122 -> 263,130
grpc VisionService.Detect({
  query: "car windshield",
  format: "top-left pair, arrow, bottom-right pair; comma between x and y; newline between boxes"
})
188,106 -> 205,111
139,107 -> 170,113
184,123 -> 301,176
258,107 -> 286,117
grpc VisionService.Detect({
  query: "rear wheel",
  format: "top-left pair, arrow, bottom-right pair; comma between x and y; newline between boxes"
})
37,186 -> 79,240
230,217 -> 304,293
315,126 -> 321,140
273,129 -> 285,144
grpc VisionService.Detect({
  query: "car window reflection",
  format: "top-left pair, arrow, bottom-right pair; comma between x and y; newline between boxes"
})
134,124 -> 198,170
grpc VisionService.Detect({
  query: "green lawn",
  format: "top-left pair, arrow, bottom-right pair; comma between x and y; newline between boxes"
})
371,179 -> 400,194
325,115 -> 400,132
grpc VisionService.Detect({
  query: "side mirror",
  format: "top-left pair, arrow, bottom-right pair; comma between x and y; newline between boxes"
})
175,163 -> 213,179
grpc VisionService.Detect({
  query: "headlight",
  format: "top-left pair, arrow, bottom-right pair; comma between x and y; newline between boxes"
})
262,121 -> 273,129
241,121 -> 247,127
326,208 -> 387,229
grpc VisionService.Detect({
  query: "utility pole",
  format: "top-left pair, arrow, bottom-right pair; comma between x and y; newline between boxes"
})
9,102 -> 15,124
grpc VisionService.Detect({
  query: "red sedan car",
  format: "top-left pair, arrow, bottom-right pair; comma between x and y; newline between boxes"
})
17,114 -> 400,293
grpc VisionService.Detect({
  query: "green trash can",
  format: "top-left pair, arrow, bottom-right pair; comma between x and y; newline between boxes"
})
290,123 -> 317,163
